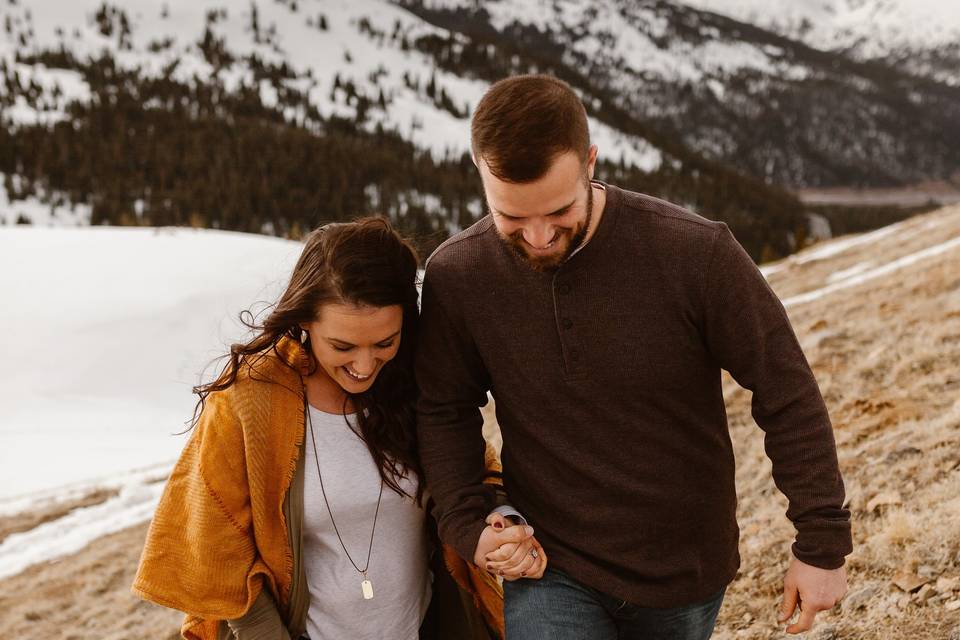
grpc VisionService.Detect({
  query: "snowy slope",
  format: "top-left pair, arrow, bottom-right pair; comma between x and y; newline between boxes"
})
0,226 -> 302,501
0,0 -> 662,170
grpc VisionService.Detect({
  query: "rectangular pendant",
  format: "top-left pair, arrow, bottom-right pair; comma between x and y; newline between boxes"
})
361,579 -> 374,600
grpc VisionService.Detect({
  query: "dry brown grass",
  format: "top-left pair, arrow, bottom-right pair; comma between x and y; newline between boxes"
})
710,204 -> 960,639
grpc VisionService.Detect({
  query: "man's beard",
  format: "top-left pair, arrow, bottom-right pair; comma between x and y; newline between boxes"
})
501,180 -> 593,272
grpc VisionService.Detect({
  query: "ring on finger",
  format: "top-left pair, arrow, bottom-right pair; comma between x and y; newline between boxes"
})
530,548 -> 539,559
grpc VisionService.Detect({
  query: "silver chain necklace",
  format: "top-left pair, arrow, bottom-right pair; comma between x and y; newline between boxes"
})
305,396 -> 383,600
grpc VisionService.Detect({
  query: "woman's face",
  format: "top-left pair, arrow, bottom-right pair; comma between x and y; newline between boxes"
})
301,303 -> 403,394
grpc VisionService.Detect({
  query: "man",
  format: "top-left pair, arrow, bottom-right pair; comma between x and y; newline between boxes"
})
415,74 -> 851,639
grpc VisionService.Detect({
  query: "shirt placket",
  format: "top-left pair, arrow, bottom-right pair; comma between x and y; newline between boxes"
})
552,272 -> 586,380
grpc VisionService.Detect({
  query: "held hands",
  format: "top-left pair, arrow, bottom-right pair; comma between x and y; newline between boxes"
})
778,556 -> 848,634
472,512 -> 548,581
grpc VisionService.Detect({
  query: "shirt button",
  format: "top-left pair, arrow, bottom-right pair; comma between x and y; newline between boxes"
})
569,349 -> 580,360
559,283 -> 571,294
562,318 -> 573,330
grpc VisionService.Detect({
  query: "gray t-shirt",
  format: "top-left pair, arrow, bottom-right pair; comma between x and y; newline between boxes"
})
303,406 -> 431,640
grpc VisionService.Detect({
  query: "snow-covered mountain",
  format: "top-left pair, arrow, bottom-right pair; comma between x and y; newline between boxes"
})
679,0 -> 960,85
403,0 -> 960,187
2,0 -> 958,260
0,0 -> 660,167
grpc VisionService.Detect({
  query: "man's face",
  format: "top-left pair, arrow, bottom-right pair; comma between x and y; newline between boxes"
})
478,148 -> 598,272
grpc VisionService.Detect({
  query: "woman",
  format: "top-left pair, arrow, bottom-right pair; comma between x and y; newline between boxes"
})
132,218 -> 545,640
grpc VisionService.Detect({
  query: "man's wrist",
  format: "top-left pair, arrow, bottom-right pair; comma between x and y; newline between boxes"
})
791,541 -> 848,570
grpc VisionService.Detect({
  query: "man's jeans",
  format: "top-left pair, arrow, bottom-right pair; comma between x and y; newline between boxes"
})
504,568 -> 725,640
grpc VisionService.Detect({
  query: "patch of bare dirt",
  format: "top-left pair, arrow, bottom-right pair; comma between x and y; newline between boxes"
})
0,523 -> 182,639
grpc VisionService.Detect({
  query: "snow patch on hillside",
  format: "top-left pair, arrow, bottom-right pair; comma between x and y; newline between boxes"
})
0,464 -> 169,580
783,233 -> 960,308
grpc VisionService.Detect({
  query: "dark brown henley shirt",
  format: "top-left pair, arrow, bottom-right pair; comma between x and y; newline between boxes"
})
415,183 -> 852,608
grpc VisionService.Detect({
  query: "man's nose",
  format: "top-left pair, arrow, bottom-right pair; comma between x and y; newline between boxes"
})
522,221 -> 554,249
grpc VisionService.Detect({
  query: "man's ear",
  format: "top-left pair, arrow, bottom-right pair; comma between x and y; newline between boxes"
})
471,151 -> 479,168
586,144 -> 599,180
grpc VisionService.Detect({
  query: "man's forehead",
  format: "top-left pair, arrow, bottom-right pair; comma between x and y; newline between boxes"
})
488,196 -> 577,219
481,157 -> 584,218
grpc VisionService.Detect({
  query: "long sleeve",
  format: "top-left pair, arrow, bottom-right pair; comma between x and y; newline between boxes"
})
226,588 -> 292,640
415,266 -> 497,564
701,224 -> 852,569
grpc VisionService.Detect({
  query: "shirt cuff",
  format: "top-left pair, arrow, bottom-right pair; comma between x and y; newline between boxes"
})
791,517 -> 853,570
490,504 -> 528,526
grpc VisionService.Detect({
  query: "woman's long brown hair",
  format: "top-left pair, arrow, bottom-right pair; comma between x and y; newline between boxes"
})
190,217 -> 424,502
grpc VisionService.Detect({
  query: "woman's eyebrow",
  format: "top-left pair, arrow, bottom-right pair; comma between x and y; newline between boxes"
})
326,330 -> 401,346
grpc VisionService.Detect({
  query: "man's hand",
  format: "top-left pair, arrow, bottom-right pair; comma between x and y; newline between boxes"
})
483,512 -> 547,581
472,514 -> 547,581
778,556 -> 847,634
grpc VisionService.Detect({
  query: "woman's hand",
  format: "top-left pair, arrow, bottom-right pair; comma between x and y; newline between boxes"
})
483,512 -> 548,581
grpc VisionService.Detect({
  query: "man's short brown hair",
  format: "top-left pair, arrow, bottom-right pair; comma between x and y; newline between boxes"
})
471,74 -> 590,183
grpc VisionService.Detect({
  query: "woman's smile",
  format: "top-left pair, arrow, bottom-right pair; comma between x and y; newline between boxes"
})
342,365 -> 374,383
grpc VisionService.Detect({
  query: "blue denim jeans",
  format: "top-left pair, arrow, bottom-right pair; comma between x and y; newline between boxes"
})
504,568 -> 725,640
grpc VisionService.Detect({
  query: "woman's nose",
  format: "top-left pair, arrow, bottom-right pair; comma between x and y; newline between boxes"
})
351,351 -> 377,376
